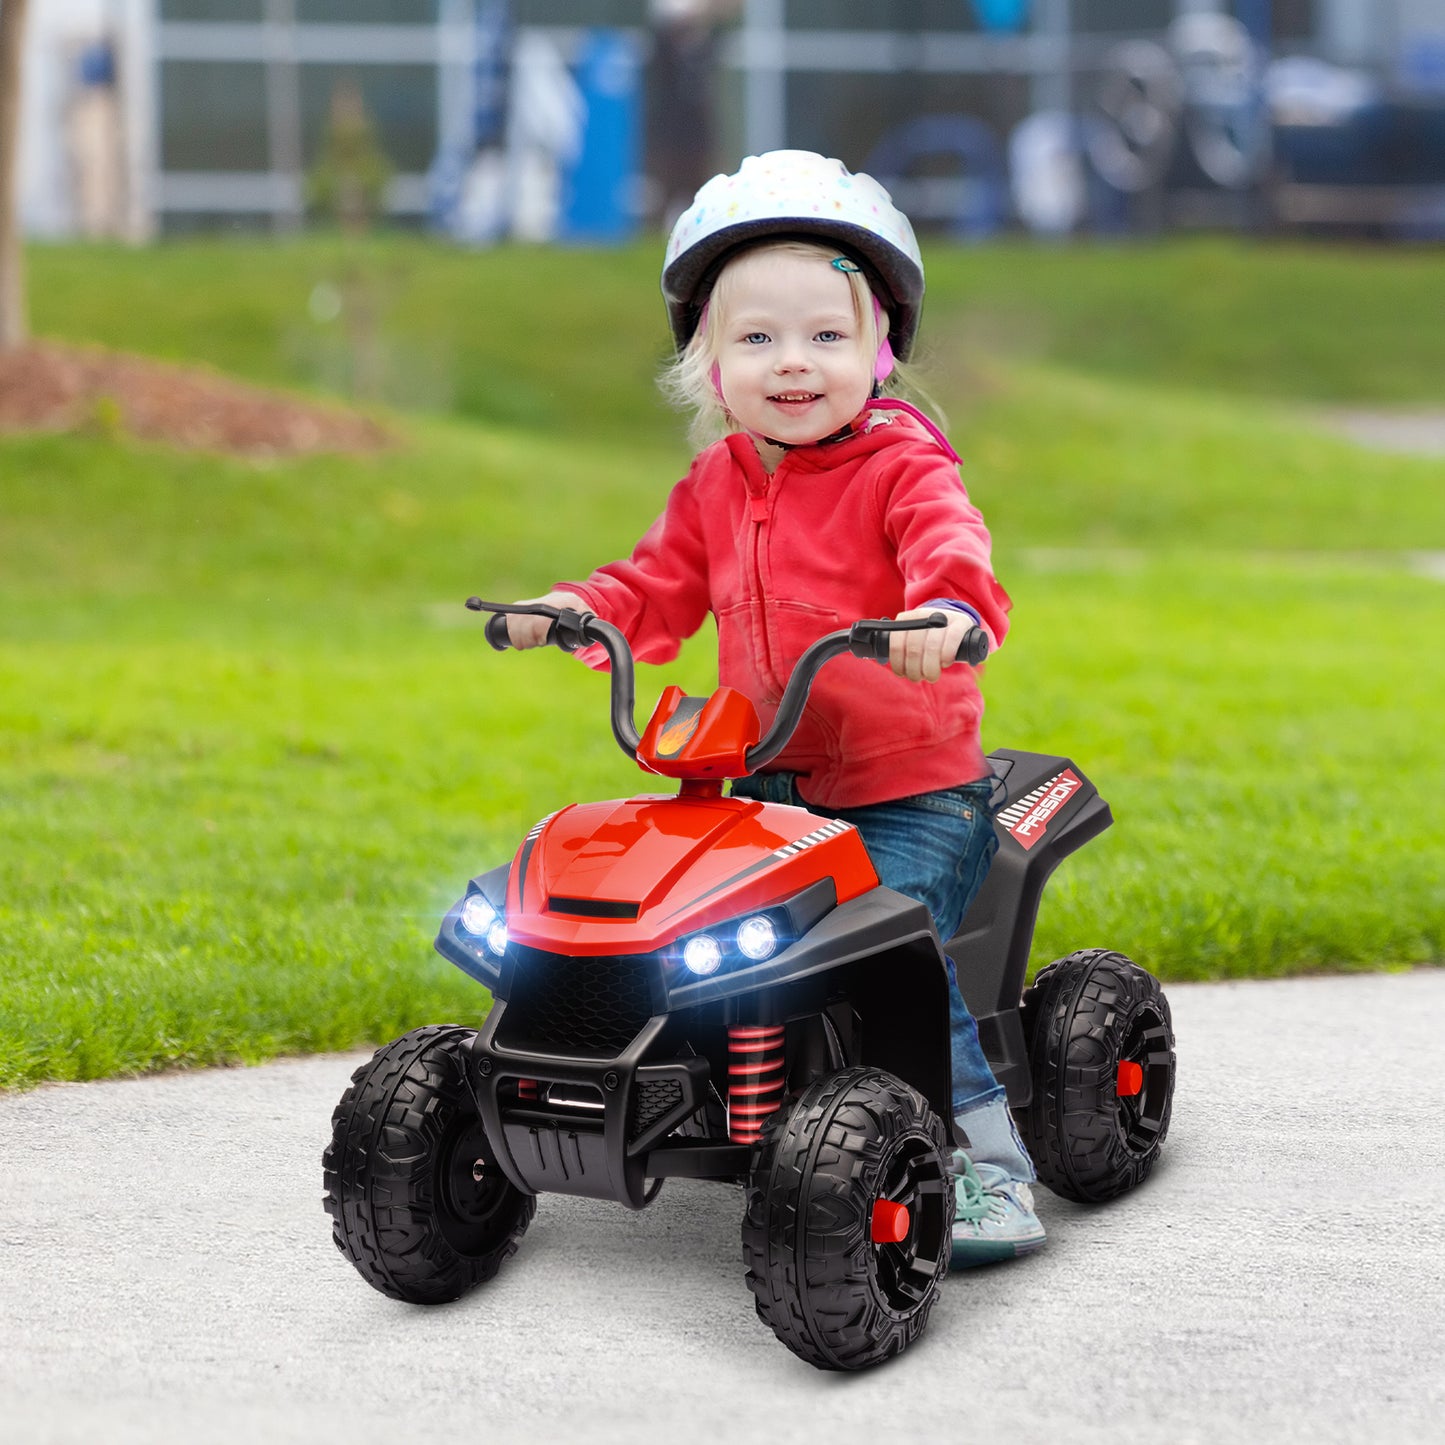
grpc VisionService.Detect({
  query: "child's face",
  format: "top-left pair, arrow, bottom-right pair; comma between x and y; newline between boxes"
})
712,249 -> 875,456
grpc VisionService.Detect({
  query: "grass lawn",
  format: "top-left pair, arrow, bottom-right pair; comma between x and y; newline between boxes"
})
29,234 -> 1445,444
2,237 -> 1442,1087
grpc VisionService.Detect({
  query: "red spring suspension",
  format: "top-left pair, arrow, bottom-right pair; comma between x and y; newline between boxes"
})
727,1024 -> 786,1145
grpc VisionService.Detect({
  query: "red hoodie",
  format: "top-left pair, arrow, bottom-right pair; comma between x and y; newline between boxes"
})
560,412 -> 1011,809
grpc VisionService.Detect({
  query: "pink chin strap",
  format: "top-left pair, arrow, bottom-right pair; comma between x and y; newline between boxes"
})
871,297 -> 895,384
700,301 -> 726,402
862,398 -> 960,463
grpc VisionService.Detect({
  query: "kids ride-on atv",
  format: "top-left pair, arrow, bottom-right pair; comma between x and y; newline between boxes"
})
324,601 -> 1177,1372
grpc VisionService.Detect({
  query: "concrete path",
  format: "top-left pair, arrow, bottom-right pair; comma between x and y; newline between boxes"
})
1314,408 -> 1445,456
3,970 -> 1442,1445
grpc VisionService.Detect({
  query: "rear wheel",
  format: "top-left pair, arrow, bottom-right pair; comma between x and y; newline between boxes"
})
323,1024 -> 535,1303
1016,949 -> 1176,1203
742,1066 -> 953,1371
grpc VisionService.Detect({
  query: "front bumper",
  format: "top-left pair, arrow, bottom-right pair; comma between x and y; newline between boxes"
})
468,1010 -> 741,1209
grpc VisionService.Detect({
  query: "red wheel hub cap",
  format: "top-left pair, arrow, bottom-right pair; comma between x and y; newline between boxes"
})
870,1200 -> 911,1244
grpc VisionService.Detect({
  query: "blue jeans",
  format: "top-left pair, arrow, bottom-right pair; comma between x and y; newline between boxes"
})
729,772 -> 1004,1116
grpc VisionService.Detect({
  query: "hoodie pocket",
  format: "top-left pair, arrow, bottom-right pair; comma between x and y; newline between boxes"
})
717,599 -> 840,752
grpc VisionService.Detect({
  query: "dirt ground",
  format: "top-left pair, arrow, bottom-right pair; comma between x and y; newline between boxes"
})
0,341 -> 391,458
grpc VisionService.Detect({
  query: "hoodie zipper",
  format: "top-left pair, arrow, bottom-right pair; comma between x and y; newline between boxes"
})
746,472 -> 778,702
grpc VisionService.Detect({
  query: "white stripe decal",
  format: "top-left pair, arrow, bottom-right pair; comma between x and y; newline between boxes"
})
771,819 -> 850,860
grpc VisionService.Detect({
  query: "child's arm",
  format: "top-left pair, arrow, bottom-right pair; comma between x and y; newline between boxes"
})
552,475 -> 712,667
880,443 -> 1012,683
501,459 -> 712,659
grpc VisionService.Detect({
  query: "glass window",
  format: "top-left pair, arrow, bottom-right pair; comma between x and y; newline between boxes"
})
1248,0 -> 1315,42
160,61 -> 270,171
513,0 -> 647,25
1073,0 -> 1173,34
786,1 -> 979,32
300,64 -> 438,173
160,210 -> 274,235
296,0 -> 439,22
160,0 -> 264,19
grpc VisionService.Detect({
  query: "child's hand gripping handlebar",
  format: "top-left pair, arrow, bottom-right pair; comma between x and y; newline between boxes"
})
465,599 -> 989,777
846,614 -> 990,667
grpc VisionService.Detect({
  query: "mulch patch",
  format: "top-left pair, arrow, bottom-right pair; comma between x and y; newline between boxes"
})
0,341 -> 392,458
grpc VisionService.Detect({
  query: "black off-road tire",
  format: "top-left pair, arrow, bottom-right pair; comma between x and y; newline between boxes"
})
323,1024 -> 535,1303
742,1066 -> 953,1372
1016,949 -> 1176,1204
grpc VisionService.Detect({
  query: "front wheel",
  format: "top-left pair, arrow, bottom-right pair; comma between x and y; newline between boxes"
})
323,1024 -> 535,1303
1016,949 -> 1176,1203
742,1066 -> 953,1372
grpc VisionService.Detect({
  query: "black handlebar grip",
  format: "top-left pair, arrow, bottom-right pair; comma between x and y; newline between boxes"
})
849,626 -> 894,664
483,612 -> 513,651
958,625 -> 990,666
846,614 -> 990,667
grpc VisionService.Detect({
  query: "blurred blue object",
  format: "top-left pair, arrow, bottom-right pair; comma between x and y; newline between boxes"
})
559,30 -> 642,244
1275,102 -> 1445,185
865,115 -> 1005,240
1399,35 -> 1445,95
970,0 -> 1030,34
1268,52 -> 1445,237
472,0 -> 511,148
77,40 -> 116,89
429,0 -> 512,241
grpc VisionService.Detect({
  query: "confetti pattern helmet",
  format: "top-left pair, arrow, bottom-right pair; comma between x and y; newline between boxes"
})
662,150 -> 926,359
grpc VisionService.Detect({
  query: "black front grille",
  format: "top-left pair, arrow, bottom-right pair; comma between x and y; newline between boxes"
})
497,947 -> 656,1056
629,1078 -> 684,1138
547,896 -> 641,919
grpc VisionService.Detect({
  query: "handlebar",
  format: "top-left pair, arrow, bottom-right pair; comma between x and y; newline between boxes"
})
468,597 -> 642,756
465,597 -> 989,774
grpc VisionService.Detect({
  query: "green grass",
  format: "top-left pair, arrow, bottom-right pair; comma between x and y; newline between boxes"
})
1000,553 -> 1443,977
29,235 -> 1445,450
3,236 -> 1443,1087
922,238 -> 1445,407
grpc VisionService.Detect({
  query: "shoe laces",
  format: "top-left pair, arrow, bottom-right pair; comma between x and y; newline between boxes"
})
954,1159 -> 1032,1226
954,1165 -> 1007,1226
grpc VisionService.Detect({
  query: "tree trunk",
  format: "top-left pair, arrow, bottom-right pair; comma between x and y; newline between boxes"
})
0,0 -> 33,351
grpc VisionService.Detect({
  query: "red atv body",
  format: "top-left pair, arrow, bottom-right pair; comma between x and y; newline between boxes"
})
324,602 -> 1177,1372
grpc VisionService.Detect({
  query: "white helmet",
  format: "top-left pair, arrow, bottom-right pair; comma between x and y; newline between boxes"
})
662,150 -> 926,359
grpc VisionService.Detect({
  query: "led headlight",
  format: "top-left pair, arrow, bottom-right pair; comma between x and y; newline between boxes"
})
736,915 -> 779,961
460,893 -> 508,957
460,893 -> 497,936
682,934 -> 723,977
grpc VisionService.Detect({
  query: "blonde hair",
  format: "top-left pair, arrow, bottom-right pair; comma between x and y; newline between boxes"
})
660,238 -> 936,450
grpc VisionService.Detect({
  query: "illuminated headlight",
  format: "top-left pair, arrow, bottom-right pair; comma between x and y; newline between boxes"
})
460,894 -> 508,957
460,893 -> 497,936
736,915 -> 778,961
682,934 -> 723,977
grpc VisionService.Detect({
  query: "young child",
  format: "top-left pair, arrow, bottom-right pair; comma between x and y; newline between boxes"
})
504,150 -> 1043,1267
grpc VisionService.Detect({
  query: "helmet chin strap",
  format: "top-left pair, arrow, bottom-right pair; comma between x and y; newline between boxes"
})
872,297 -> 896,384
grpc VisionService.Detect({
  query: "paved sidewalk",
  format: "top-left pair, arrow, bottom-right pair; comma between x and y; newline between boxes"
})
3,970 -> 1443,1445
1315,408 -> 1445,456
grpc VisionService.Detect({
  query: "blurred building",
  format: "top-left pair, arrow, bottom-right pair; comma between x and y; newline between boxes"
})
16,0 -> 1445,239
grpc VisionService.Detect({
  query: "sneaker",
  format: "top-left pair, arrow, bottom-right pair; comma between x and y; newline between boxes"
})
949,1152 -> 1047,1269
